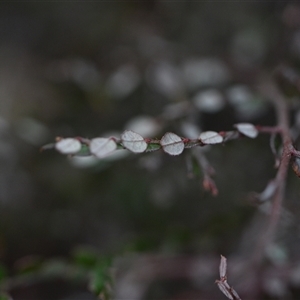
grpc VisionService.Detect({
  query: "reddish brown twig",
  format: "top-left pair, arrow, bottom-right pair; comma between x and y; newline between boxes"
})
253,77 -> 296,265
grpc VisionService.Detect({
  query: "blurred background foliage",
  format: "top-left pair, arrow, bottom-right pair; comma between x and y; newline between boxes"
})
1,1 -> 300,299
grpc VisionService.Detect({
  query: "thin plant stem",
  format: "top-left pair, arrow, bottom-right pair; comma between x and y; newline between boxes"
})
253,78 -> 294,265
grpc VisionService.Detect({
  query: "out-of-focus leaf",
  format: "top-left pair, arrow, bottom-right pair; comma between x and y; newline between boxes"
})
183,58 -> 231,90
15,117 -> 49,146
55,138 -> 81,154
14,255 -> 42,275
90,138 -> 117,158
259,180 -> 277,202
72,246 -> 98,268
180,122 -> 201,139
219,255 -> 227,279
69,156 -> 99,168
222,131 -> 240,142
40,143 -> 55,151
40,259 -> 69,277
199,131 -> 223,144
193,89 -> 225,113
106,64 -> 140,99
227,85 -> 252,105
292,156 -> 300,178
72,144 -> 92,156
230,28 -> 267,66
227,85 -> 267,120
146,62 -> 183,98
160,132 -> 184,156
161,101 -> 191,120
125,115 -> 161,137
89,258 -> 112,298
235,123 -> 258,138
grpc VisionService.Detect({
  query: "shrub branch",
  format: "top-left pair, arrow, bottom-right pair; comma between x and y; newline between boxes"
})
252,78 -> 298,265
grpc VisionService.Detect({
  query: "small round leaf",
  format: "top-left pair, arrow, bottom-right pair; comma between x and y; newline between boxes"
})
55,138 -> 81,154
193,89 -> 225,113
259,180 -> 277,201
235,123 -> 258,138
90,138 -> 117,158
160,132 -> 184,156
121,130 -> 147,153
199,131 -> 223,144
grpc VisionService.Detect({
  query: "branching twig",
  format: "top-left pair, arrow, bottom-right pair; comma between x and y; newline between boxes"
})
253,78 -> 297,265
